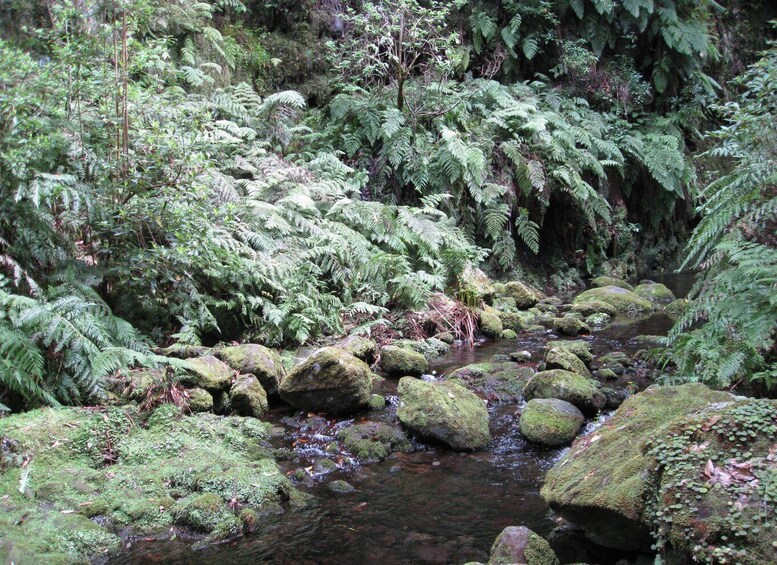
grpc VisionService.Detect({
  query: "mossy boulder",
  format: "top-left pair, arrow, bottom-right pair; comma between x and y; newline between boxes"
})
519,399 -> 585,446
335,422 -> 412,461
335,335 -> 378,365
110,367 -> 161,401
446,362 -> 535,403
368,394 -> 386,410
551,317 -> 590,336
664,298 -> 689,317
503,281 -> 541,309
188,387 -> 214,413
544,347 -> 592,378
156,344 -> 213,358
573,286 -> 652,315
380,345 -> 429,377
0,406 -> 295,563
497,309 -> 527,332
633,282 -> 676,305
460,265 -> 497,304
182,355 -> 234,391
397,377 -> 490,450
217,344 -> 284,396
279,347 -> 372,415
585,312 -> 611,327
229,374 -> 269,418
489,526 -> 559,565
394,337 -> 449,358
523,370 -> 606,415
541,383 -> 734,552
545,340 -> 593,364
479,307 -> 504,339
501,329 -> 518,340
570,300 -> 618,317
591,276 -> 633,291
173,493 -> 241,541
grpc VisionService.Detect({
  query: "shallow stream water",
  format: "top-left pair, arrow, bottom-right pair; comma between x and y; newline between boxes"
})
108,274 -> 693,565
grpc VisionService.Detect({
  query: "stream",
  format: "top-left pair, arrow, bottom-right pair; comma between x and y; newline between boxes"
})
107,274 -> 693,564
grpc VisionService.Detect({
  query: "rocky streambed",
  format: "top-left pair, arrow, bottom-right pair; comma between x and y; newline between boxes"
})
2,274 -> 774,564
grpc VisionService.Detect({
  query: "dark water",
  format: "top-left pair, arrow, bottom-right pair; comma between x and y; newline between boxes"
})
107,274 -> 693,565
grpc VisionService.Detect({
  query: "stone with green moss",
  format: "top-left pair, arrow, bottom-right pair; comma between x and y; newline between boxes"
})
551,317 -> 590,336
633,282 -> 676,305
437,332 -> 455,344
335,335 -> 379,365
573,286 -> 652,315
519,399 -> 585,447
503,281 -> 541,309
664,298 -> 689,317
460,265 -> 497,304
541,383 -> 734,552
279,347 -> 372,415
156,344 -> 213,358
585,312 -> 611,327
173,493 -> 241,542
229,374 -> 269,418
631,334 -> 667,349
188,387 -> 214,413
0,405 -> 296,563
523,370 -> 605,415
393,338 -> 449,358
545,341 -> 593,364
380,345 -> 429,377
335,421 -> 412,461
181,355 -> 234,391
501,329 -> 518,340
397,377 -> 490,450
497,309 -> 527,332
446,362 -> 535,403
590,276 -> 633,291
570,300 -> 618,317
108,367 -> 161,402
593,368 -> 618,381
489,525 -> 560,565
329,480 -> 357,493
544,347 -> 592,378
368,394 -> 386,410
216,344 -> 284,396
479,306 -> 504,339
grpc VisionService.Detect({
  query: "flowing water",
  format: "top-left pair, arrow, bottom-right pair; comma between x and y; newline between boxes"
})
108,274 -> 693,564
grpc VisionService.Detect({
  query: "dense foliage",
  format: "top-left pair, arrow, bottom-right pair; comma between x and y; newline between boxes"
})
0,0 -> 774,408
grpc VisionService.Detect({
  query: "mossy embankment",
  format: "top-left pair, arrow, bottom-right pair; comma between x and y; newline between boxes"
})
0,405 -> 301,564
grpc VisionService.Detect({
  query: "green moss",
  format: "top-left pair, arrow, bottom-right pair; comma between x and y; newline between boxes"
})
217,344 -> 284,396
503,281 -> 541,308
519,399 -> 585,446
497,310 -> 527,332
591,276 -> 633,290
501,329 -> 518,340
570,300 -> 618,317
397,377 -> 490,450
380,345 -> 429,377
173,493 -> 241,541
489,526 -> 559,564
229,374 -> 269,418
188,387 -> 214,413
633,283 -> 676,305
446,362 -> 535,403
368,394 -> 386,410
523,370 -> 605,415
335,422 -> 411,461
181,355 -> 234,391
544,347 -> 592,378
551,317 -> 590,336
0,406 -> 295,563
335,335 -> 379,364
573,286 -> 652,315
585,312 -> 611,327
545,340 -> 593,364
479,307 -> 504,339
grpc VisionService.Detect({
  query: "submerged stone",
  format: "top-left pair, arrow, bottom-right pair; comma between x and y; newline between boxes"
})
335,421 -> 412,461
279,347 -> 372,415
397,377 -> 490,450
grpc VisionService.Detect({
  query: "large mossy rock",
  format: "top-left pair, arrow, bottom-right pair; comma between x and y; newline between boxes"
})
544,340 -> 593,364
503,281 -> 541,309
541,384 -> 735,552
573,285 -> 652,315
279,347 -> 372,415
0,406 -> 296,564
446,362 -> 535,403
335,335 -> 378,365
188,387 -> 214,413
551,317 -> 589,336
460,265 -> 496,304
590,276 -> 633,290
633,282 -> 676,306
397,377 -> 490,450
182,355 -> 235,391
569,300 -> 618,318
489,526 -> 559,565
229,374 -> 269,418
519,399 -> 585,446
544,347 -> 591,378
523,370 -> 605,415
380,345 -> 429,377
479,306 -> 504,339
217,344 -> 284,396
497,309 -> 527,332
